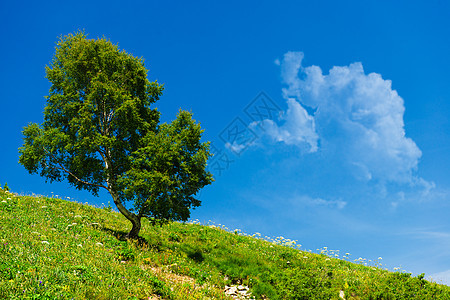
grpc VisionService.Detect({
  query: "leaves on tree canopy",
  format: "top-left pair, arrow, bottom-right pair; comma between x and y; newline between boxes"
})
19,31 -> 213,225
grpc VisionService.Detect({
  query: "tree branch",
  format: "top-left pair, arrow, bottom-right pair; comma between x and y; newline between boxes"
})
45,148 -> 108,191
53,164 -> 108,191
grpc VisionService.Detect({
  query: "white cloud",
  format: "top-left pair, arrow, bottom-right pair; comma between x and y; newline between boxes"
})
225,141 -> 247,154
308,197 -> 347,210
266,51 -> 425,185
291,194 -> 347,210
412,230 -> 450,240
260,98 -> 318,152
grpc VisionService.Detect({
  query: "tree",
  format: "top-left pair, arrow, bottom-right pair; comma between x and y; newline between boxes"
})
19,32 -> 213,239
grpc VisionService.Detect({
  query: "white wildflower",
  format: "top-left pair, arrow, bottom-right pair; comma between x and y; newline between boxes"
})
66,223 -> 77,229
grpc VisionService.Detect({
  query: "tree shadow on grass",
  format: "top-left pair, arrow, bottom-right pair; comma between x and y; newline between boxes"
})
187,249 -> 204,263
100,225 -> 206,265
100,226 -> 162,250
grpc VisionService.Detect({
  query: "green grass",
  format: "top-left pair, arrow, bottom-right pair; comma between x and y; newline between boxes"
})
0,188 -> 449,299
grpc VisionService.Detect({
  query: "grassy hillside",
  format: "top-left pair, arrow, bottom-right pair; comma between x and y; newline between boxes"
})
1,188 -> 449,300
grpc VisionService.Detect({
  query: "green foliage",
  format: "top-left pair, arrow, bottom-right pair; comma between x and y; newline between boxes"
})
102,201 -> 113,212
18,31 -> 213,237
3,182 -> 9,191
19,31 -> 162,194
0,189 -> 449,299
119,109 -> 213,223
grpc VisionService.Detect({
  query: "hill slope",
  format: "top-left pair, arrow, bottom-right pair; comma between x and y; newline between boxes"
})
1,188 -> 449,299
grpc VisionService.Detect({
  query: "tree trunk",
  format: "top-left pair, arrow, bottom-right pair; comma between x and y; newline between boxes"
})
103,152 -> 142,239
126,216 -> 141,239
109,188 -> 142,239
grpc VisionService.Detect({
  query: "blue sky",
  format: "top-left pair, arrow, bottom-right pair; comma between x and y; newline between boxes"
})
1,0 -> 450,285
